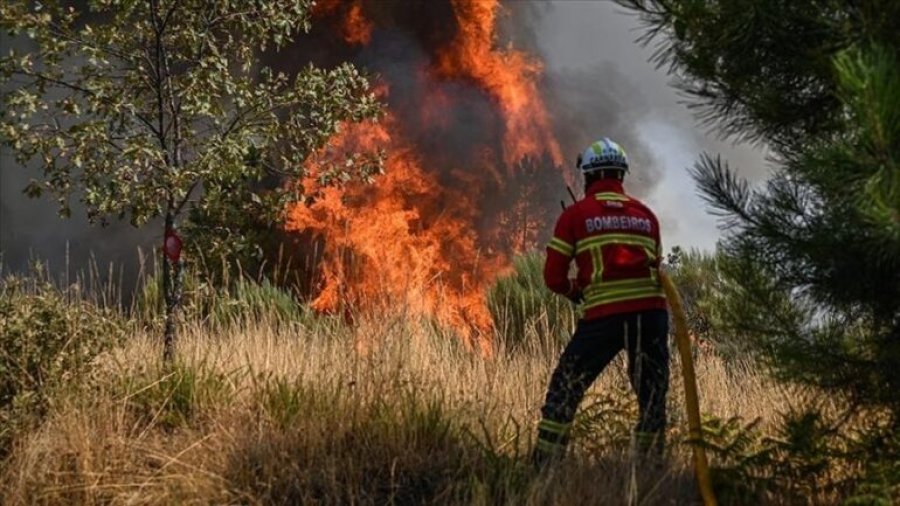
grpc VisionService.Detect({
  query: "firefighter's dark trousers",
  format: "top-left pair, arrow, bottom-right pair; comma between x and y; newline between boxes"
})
534,309 -> 669,462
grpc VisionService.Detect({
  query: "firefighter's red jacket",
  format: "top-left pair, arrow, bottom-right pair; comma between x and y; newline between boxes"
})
544,179 -> 666,320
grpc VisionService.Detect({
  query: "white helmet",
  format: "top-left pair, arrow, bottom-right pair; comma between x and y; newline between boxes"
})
576,138 -> 629,173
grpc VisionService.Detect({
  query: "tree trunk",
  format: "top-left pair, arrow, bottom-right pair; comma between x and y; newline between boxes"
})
162,214 -> 183,363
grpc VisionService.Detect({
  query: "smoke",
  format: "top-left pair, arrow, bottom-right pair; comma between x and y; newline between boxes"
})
279,0 -> 768,252
287,2 -> 526,172
541,62 -> 659,195
518,0 -> 769,250
0,32 -> 155,288
1,0 -> 768,285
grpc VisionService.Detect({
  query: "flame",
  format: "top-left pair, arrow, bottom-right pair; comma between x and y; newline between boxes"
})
313,0 -> 373,46
288,114 -> 506,351
287,0 -> 564,349
342,1 -> 373,46
436,0 -> 563,168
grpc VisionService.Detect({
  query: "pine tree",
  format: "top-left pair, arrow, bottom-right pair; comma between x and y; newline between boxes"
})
616,0 -> 900,418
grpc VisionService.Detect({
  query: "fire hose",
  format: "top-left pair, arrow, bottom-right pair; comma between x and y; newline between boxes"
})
659,271 -> 717,506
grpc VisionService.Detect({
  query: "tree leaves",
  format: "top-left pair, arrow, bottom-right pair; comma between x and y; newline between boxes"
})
0,0 -> 382,229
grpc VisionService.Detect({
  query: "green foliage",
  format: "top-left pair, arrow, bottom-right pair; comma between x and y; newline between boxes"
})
0,0 -> 384,358
258,375 -> 309,430
0,0 -> 382,227
571,387 -> 636,455
179,164 -> 279,281
701,409 -> 848,504
700,415 -> 771,503
0,274 -> 124,457
665,246 -> 717,318
487,252 -> 576,351
617,2 -> 900,497
848,455 -> 900,506
617,0 -> 899,150
699,400 -> 900,505
135,268 -> 309,328
620,0 -> 899,433
832,45 -> 900,245
665,246 -> 739,357
214,276 -> 305,325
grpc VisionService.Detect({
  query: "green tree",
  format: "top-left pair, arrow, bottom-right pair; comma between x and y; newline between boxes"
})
617,0 -> 900,420
0,1 -> 382,361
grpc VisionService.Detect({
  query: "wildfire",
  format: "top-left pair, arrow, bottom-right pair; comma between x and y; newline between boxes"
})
288,0 -> 564,349
312,0 -> 373,46
436,0 -> 563,167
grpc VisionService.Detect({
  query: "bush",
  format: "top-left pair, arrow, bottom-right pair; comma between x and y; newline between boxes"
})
665,246 -> 748,360
701,405 -> 900,505
0,275 -> 125,457
487,252 -> 575,350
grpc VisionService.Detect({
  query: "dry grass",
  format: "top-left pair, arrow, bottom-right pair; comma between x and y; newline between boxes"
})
0,310 -> 795,505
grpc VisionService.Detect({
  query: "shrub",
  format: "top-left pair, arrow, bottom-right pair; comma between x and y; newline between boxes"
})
700,403 -> 899,504
0,275 -> 124,457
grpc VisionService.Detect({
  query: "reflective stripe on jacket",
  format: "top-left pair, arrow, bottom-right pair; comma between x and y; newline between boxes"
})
544,179 -> 666,320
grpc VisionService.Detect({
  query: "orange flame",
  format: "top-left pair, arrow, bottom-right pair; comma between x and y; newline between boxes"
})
313,0 -> 373,46
436,0 -> 563,168
342,1 -> 373,46
287,0 -> 563,349
288,114 -> 506,351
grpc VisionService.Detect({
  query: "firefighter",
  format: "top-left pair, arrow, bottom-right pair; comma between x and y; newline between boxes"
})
534,137 -> 669,466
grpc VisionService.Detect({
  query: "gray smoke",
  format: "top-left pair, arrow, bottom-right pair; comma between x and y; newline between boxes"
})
515,0 -> 769,251
0,32 -> 155,289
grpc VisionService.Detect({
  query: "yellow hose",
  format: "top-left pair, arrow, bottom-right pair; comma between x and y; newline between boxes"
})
660,271 -> 717,506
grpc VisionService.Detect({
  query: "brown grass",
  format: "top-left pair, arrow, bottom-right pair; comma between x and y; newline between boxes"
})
0,311 -> 792,505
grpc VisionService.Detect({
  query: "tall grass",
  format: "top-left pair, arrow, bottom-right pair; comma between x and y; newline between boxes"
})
133,261 -> 310,328
0,304 -> 796,505
0,261 -> 892,504
487,252 -> 576,351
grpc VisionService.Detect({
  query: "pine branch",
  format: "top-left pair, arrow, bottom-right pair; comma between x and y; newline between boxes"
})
690,152 -> 756,229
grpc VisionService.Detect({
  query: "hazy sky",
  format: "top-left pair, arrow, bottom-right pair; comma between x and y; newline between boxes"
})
534,0 -> 769,251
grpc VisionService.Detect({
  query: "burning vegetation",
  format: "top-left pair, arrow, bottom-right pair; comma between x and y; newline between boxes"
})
284,0 -> 569,346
